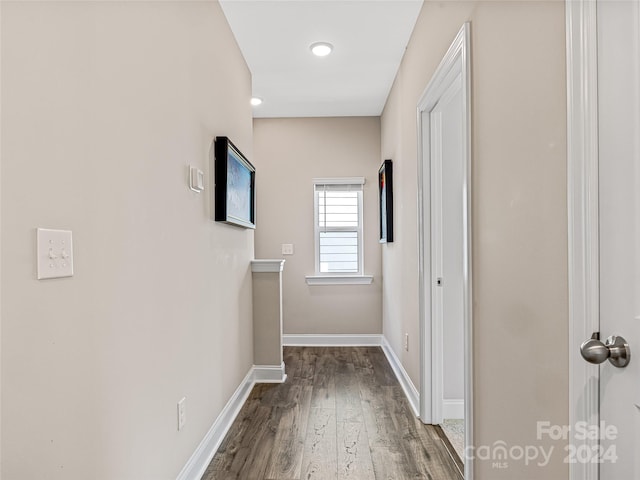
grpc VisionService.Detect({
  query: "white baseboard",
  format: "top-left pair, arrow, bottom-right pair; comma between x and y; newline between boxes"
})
253,363 -> 287,383
282,334 -> 383,346
443,399 -> 464,420
381,337 -> 420,417
176,368 -> 255,480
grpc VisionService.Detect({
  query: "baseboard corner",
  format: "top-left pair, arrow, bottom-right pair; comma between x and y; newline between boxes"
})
253,363 -> 287,383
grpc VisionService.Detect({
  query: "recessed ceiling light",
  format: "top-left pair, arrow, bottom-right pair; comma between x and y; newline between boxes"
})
250,97 -> 263,106
310,42 -> 333,57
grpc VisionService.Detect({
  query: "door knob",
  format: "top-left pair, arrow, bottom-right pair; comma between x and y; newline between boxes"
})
580,332 -> 631,368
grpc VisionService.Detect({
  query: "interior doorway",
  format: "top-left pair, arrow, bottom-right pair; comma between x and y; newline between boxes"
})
417,23 -> 473,478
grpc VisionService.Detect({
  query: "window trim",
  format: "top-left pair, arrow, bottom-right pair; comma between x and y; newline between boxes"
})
312,177 -> 365,278
305,274 -> 373,285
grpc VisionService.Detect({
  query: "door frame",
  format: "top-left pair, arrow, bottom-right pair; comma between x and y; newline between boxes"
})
417,22 -> 473,478
566,0 -> 600,479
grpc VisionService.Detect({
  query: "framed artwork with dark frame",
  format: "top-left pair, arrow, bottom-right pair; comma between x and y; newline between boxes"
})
214,136 -> 256,229
379,159 -> 394,243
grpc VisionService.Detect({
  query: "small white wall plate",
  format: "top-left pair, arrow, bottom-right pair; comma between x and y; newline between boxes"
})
189,166 -> 205,193
37,228 -> 74,279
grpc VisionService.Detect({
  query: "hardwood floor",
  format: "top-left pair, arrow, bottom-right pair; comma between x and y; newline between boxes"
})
202,346 -> 463,480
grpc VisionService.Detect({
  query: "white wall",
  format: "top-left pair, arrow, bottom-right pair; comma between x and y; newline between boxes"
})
1,2 -> 254,479
253,117 -> 382,335
382,1 -> 568,478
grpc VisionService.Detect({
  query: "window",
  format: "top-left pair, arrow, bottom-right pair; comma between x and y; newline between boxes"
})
306,177 -> 372,285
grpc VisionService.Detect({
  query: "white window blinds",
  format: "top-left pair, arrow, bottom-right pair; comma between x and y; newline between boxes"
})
313,178 -> 364,275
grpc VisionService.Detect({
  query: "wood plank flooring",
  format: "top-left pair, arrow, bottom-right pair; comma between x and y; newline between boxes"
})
202,346 -> 463,480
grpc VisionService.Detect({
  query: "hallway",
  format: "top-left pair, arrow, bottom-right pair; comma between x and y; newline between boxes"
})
203,347 -> 462,480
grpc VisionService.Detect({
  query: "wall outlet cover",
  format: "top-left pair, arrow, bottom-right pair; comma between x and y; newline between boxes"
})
177,397 -> 186,431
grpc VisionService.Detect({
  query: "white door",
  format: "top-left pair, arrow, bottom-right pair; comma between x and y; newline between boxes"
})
597,0 -> 640,477
429,74 -> 466,424
569,0 -> 639,477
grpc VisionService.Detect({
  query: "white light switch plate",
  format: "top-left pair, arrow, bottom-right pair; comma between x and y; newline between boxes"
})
282,244 -> 294,255
37,228 -> 74,279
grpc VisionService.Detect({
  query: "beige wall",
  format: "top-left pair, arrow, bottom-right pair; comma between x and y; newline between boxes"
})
253,117 -> 382,335
381,1 -> 568,478
252,271 -> 283,366
1,2 -> 254,479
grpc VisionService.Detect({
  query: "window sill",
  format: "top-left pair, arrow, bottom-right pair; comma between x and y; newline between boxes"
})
305,275 -> 374,286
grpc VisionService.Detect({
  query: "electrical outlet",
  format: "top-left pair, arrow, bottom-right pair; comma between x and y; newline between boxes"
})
177,397 -> 186,431
281,243 -> 294,255
404,333 -> 409,351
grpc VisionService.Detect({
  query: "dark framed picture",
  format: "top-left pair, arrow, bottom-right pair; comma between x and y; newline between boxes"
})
214,136 -> 256,229
379,159 -> 394,243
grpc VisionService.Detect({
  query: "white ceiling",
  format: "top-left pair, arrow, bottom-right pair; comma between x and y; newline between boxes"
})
219,0 -> 424,118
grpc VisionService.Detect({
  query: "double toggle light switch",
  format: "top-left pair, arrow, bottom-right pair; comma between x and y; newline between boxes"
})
37,228 -> 74,279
